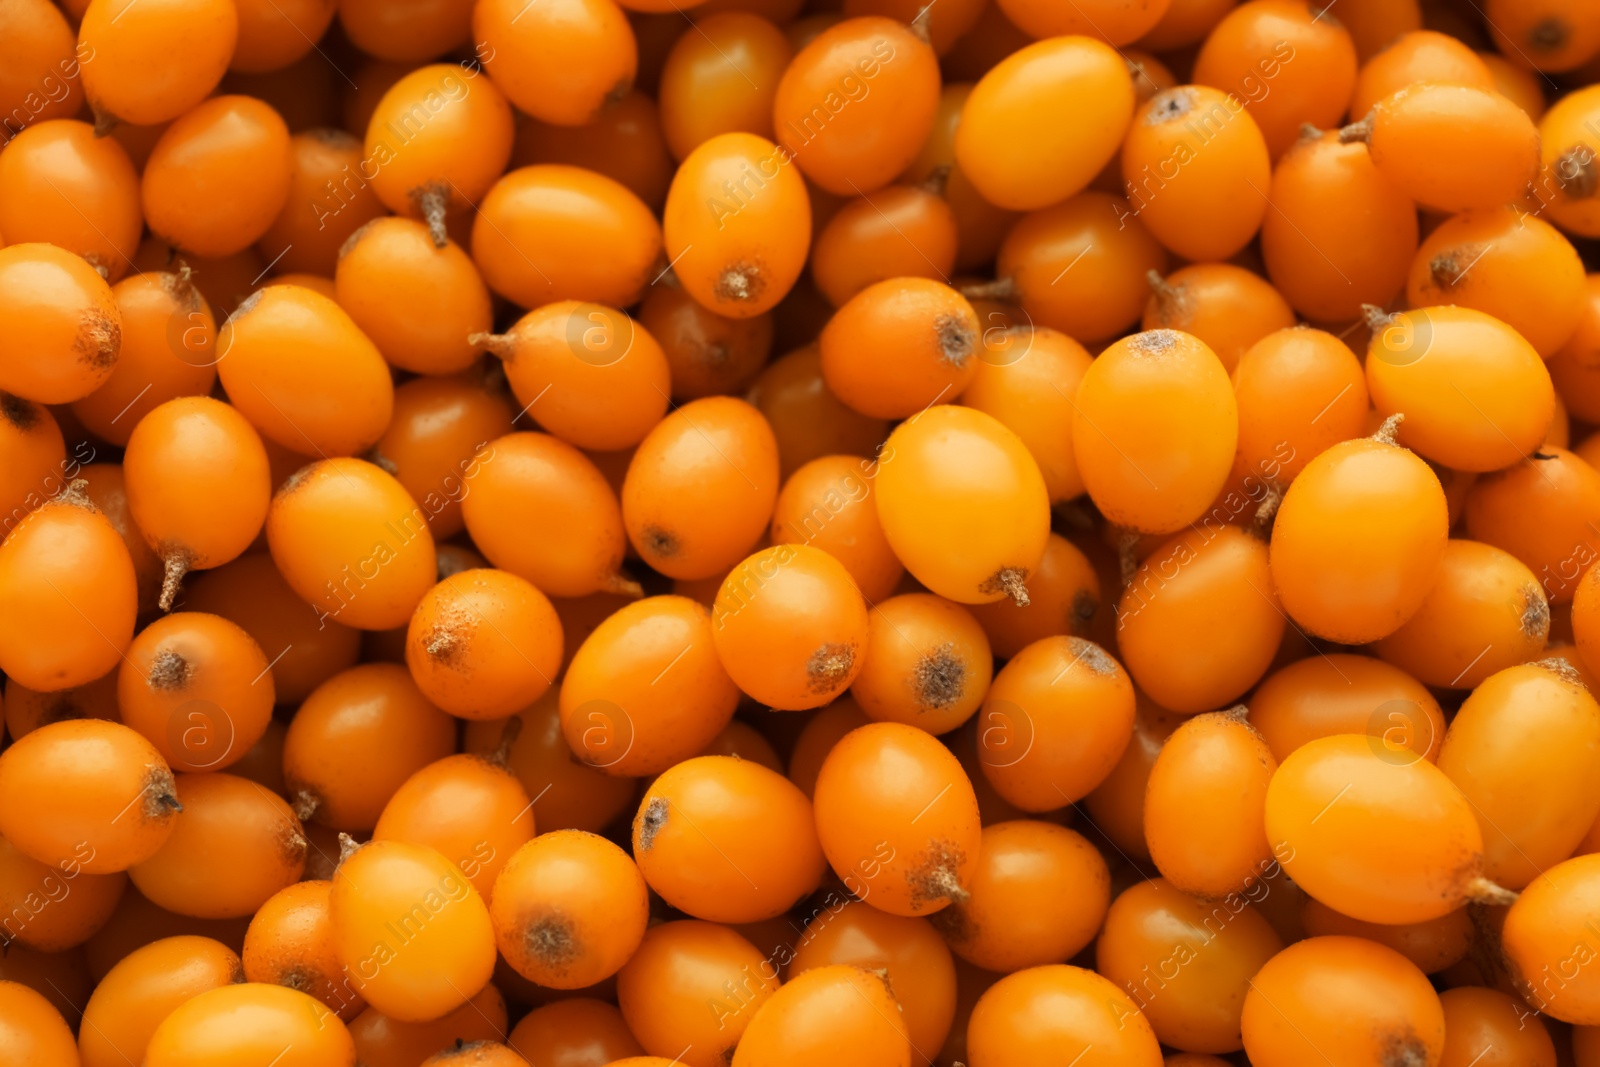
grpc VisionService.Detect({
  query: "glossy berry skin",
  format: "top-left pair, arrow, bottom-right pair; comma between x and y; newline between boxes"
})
1072,330 -> 1237,535
813,722 -> 982,917
730,965 -> 912,1067
956,36 -> 1135,211
1270,431 -> 1448,645
965,965 -> 1163,1067
330,840 -> 496,1024
0,242 -> 121,405
874,405 -> 1050,605
663,132 -> 812,318
143,982 -> 356,1067
1240,936 -> 1444,1067
79,0 -> 238,127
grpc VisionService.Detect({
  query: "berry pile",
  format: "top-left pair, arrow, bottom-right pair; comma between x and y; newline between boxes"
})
3,0 -> 1600,1065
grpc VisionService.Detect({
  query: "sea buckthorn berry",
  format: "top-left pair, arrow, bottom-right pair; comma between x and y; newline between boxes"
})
243,881 -> 363,1019
638,284 -> 773,400
1096,878 -> 1284,1055
934,820 -> 1109,973
229,0 -> 337,73
0,720 -> 177,873
506,998 -> 645,1065
1231,326 -> 1368,489
79,0 -> 238,128
1466,448 -> 1600,605
79,935 -> 244,1067
1120,85 -> 1270,261
1145,708 -> 1277,897
474,165 -> 663,311
560,595 -> 741,776
965,965 -> 1163,1067
0,979 -> 84,1067
334,219 -> 491,376
1250,655 -> 1444,764
616,921 -> 778,1067
1241,936 -> 1444,1067
0,835 -> 125,951
712,544 -> 869,710
810,185 -> 958,309
623,396 -> 780,580
1436,660 -> 1600,889
459,433 -> 637,597
124,396 -> 272,609
820,278 -> 978,419
1073,330 -> 1237,535
1348,29 -> 1493,120
985,192 -> 1167,345
0,120 -> 141,280
1407,207 -> 1586,358
258,130 -> 388,277
1438,986 -> 1559,1067
1485,0 -> 1600,73
476,0 -> 636,127
142,96 -> 292,258
876,405 -> 1050,605
788,697 -> 871,798
633,755 -> 825,922
1261,130 -> 1418,323
129,772 -> 306,919
371,375 -> 514,543
663,132 -> 812,318
956,36 -> 1134,211
849,593 -> 991,735
1118,527 -> 1283,712
1142,264 -> 1296,375
1193,0 -> 1358,158
659,12 -> 790,160
420,1041 -> 527,1066
1270,419 -> 1448,643
0,490 -> 138,691
1265,735 -> 1509,924
404,569 -> 561,720
1344,83 -> 1540,213
978,636 -> 1134,809
71,270 -> 218,447
364,65 -> 514,245
0,396 -> 66,542
1364,306 -> 1553,472
473,302 -> 670,453
812,721 -> 982,916
773,16 -> 939,195
144,981 -> 355,1067
747,346 -> 890,479
117,612 -> 274,774
769,454 -> 903,601
1372,540 -> 1548,689
1503,853 -> 1600,1024
330,839 -> 496,1023
0,0 -> 81,137
490,829 -> 647,989
732,965 -> 911,1067
267,458 -> 438,632
283,663 -> 457,832
1537,86 -> 1600,238
0,242 -> 121,405
184,553 -> 361,705
336,0 -> 470,61
216,285 -> 394,458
